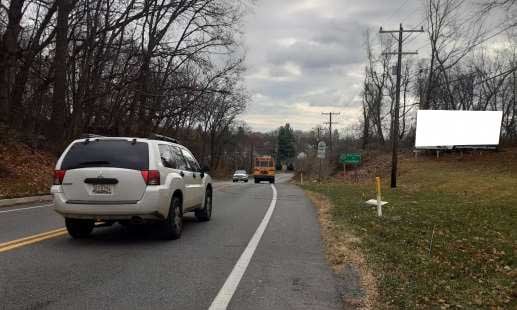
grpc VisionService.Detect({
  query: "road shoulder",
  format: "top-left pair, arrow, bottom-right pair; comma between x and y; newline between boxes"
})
0,195 -> 52,208
305,191 -> 377,309
229,183 -> 344,310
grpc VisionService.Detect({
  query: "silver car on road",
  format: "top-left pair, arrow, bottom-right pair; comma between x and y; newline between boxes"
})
232,170 -> 249,182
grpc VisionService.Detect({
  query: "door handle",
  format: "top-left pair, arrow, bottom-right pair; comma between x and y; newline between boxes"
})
180,171 -> 185,177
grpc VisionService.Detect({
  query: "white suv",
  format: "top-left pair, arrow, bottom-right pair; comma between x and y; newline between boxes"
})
50,135 -> 213,240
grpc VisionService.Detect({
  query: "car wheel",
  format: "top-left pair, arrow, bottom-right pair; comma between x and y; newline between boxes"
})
195,188 -> 212,222
160,196 -> 183,240
254,179 -> 259,184
65,218 -> 94,238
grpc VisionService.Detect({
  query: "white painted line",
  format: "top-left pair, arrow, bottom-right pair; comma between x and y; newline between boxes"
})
208,184 -> 278,310
0,204 -> 54,214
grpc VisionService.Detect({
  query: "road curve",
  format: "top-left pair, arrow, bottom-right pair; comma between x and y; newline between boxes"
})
0,174 -> 343,310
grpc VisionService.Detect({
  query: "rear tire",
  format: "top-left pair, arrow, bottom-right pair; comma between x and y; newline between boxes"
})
160,196 -> 183,240
254,178 -> 259,184
65,218 -> 94,238
195,188 -> 212,222
270,178 -> 275,184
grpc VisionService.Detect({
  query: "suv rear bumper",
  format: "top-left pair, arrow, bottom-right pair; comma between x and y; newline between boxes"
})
52,186 -> 171,221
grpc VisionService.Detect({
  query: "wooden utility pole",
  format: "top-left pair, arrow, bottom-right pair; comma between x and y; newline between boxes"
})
322,112 -> 340,154
380,23 -> 423,188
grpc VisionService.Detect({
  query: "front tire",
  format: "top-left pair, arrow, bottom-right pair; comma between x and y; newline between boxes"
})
160,196 -> 183,240
195,188 -> 212,222
65,218 -> 94,238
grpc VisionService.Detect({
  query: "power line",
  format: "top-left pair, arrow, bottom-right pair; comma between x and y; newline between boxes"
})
382,22 -> 425,54
383,0 -> 412,25
411,22 -> 515,73
423,66 -> 517,89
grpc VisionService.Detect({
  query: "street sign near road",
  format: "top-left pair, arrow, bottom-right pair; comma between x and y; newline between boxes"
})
317,141 -> 326,159
340,153 -> 362,165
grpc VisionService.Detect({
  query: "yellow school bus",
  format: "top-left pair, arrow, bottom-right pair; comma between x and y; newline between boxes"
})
254,156 -> 276,184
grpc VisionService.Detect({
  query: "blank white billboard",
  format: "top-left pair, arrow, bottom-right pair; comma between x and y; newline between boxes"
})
415,110 -> 503,149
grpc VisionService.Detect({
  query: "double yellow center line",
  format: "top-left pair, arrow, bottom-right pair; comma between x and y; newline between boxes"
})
0,228 -> 67,253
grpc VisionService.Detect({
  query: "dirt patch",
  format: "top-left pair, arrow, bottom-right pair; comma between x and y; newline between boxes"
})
305,191 -> 378,310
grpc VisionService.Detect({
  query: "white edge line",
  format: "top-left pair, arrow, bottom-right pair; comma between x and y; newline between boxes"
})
0,204 -> 54,214
208,184 -> 278,310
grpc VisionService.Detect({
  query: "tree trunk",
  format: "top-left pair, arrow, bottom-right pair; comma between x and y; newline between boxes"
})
50,0 -> 72,145
0,0 -> 26,132
361,101 -> 370,149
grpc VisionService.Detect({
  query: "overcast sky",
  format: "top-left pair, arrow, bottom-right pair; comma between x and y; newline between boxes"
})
239,0 -> 430,132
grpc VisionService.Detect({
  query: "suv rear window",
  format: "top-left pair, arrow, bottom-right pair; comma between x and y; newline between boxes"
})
61,140 -> 149,170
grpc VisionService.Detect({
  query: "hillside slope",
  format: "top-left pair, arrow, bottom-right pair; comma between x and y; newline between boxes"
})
0,143 -> 56,199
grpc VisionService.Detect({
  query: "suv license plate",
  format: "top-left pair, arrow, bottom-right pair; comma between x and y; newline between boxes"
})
93,184 -> 112,194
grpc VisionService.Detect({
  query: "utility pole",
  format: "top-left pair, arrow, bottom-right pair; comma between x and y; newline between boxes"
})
322,112 -> 340,154
380,23 -> 423,188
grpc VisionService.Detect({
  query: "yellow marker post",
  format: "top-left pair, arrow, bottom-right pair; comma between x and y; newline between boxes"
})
376,177 -> 382,217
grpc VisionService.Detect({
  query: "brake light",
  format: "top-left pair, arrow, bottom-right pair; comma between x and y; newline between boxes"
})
54,170 -> 66,185
141,170 -> 160,185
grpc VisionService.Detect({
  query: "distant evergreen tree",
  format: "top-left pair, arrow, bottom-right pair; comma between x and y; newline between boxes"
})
277,123 -> 296,163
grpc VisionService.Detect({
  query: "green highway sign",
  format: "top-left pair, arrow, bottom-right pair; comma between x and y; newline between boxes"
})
340,153 -> 362,165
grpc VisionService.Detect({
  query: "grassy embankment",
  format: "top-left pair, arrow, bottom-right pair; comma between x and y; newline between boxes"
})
303,150 -> 517,309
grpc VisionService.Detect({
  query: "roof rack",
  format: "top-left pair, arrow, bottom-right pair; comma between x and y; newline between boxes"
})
79,133 -> 105,139
150,133 -> 179,144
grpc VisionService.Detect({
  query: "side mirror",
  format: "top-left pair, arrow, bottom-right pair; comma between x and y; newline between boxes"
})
202,165 -> 210,173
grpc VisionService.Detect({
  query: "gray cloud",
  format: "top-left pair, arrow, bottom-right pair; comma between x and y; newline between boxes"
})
241,0 -> 424,131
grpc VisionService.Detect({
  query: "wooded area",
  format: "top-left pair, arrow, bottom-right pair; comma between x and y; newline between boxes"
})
361,0 -> 517,148
0,0 -> 249,169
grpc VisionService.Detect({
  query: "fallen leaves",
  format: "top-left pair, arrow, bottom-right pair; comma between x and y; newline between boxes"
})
0,143 -> 56,199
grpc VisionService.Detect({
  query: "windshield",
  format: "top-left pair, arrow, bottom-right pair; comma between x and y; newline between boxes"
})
235,170 -> 246,174
61,140 -> 149,170
256,159 -> 273,167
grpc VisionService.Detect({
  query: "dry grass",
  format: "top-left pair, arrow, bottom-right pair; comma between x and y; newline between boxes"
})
306,191 -> 378,310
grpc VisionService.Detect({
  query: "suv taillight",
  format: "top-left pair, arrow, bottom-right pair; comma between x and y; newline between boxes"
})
54,170 -> 66,185
141,170 -> 160,185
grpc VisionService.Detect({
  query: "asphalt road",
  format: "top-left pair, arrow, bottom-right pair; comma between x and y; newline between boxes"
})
0,174 -> 343,310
